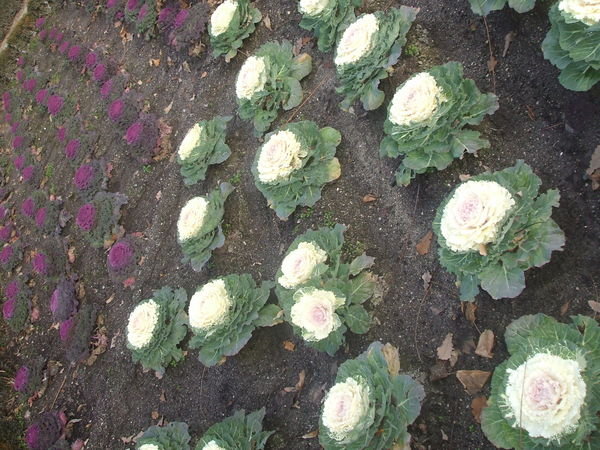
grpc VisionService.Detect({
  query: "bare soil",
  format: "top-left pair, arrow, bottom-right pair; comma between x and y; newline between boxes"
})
1,1 -> 599,449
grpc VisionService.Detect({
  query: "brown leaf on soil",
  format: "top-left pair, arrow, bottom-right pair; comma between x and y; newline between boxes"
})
382,343 -> 400,376
301,430 -> 318,439
120,431 -> 144,444
463,302 -> 477,323
149,58 -> 160,67
416,231 -> 433,255
151,410 -> 159,420
153,119 -> 173,161
163,101 -> 173,115
487,55 -> 497,72
459,173 -> 471,182
437,333 -> 453,360
471,396 -> 488,423
588,300 -> 600,313
449,349 -> 460,367
475,330 -> 495,359
105,294 -> 115,304
105,162 -> 114,179
362,193 -> 377,203
293,37 -> 313,56
86,326 -> 108,366
160,391 -> 166,403
123,277 -> 136,289
30,307 -> 40,322
68,247 -> 76,263
76,282 -> 86,300
282,340 -> 296,351
456,370 -> 491,395
430,360 -> 451,381
263,14 -> 272,31
441,429 -> 449,441
502,31 -> 516,58
560,301 -> 570,316
421,271 -> 432,291
586,145 -> 600,190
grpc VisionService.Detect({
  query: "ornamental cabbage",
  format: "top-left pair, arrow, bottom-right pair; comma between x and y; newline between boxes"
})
298,0 -> 362,52
47,95 -> 64,116
107,236 -> 139,283
380,62 -> 498,185
276,225 -> 379,355
209,0 -> 261,60
2,276 -> 30,331
319,342 -> 424,448
237,40 -> 312,135
25,411 -> 65,450
167,3 -> 210,52
481,314 -> 600,448
188,274 -> 279,366
469,0 -> 539,16
542,2 -> 600,91
0,243 -> 22,272
0,223 -> 13,243
194,409 -> 273,450
124,113 -> 159,161
76,192 -> 128,248
50,278 -> 78,322
334,7 -> 418,111
433,161 -> 565,301
136,422 -> 191,450
177,116 -> 232,185
63,303 -> 97,362
108,97 -> 139,127
73,160 -> 107,200
126,286 -> 188,376
251,121 -> 341,219
178,183 -> 233,271
34,200 -> 62,235
135,0 -> 157,38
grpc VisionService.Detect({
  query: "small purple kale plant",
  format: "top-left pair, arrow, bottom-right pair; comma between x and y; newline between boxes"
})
16,70 -> 25,82
0,243 -> 21,271
76,192 -> 128,248
125,0 -> 141,23
47,95 -> 64,116
2,276 -> 30,331
0,205 -> 8,221
23,78 -> 37,93
35,17 -> 46,29
50,278 -> 78,322
73,161 -> 107,201
100,75 -> 127,102
34,200 -> 62,235
14,154 -> 26,171
64,303 -> 97,362
168,3 -> 209,52
35,89 -> 49,105
56,125 -> 67,142
67,45 -> 83,63
13,357 -> 43,396
17,56 -> 25,66
108,96 -> 138,128
21,191 -> 46,219
93,61 -> 115,83
2,91 -> 11,111
10,121 -> 21,134
38,29 -> 48,42
58,41 -> 70,55
136,0 -> 157,38
124,113 -> 159,161
53,31 -> 64,44
25,411 -> 66,450
48,28 -> 57,41
13,365 -> 30,392
12,135 -> 25,150
64,138 -> 88,163
22,165 -> 36,183
158,3 -> 178,33
107,235 -> 139,282
0,223 -> 13,243
32,252 -> 49,276
85,52 -> 98,70
31,239 -> 64,281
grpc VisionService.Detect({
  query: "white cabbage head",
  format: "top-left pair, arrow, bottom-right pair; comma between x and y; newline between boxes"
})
236,56 -> 268,100
178,123 -> 203,161
210,0 -> 238,36
201,440 -> 226,450
334,14 -> 379,66
177,197 -> 209,242
322,376 -> 372,441
299,0 -> 330,16
189,279 -> 232,331
502,352 -> 587,440
127,300 -> 160,349
278,242 -> 327,288
559,0 -> 600,25
257,130 -> 307,183
138,445 -> 160,450
440,180 -> 515,252
389,72 -> 446,126
291,288 -> 344,341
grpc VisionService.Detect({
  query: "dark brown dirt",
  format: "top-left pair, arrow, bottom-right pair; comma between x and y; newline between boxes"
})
1,1 -> 599,449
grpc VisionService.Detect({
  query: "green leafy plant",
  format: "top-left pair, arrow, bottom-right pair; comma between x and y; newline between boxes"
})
298,0 -> 362,52
468,0 -> 538,16
275,224 -> 379,355
236,40 -> 312,135
177,116 -> 232,185
319,341 -> 424,449
433,160 -> 565,301
542,2 -> 600,91
481,314 -> 600,449
194,408 -> 273,450
334,7 -> 418,111
209,0 -> 262,60
380,62 -> 498,185
126,286 -> 188,377
178,183 -> 233,271
136,421 -> 191,449
188,274 -> 280,367
76,192 -> 128,248
251,121 -> 341,219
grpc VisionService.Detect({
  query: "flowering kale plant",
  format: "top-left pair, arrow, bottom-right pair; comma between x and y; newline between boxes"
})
100,75 -> 127,102
124,113 -> 159,161
251,121 -> 341,219
275,225 -> 379,355
177,116 -> 232,185
47,95 -> 65,116
0,223 -> 13,243
25,411 -> 66,450
67,45 -> 83,63
298,0 -> 362,52
319,342 -> 424,449
22,192 -> 44,220
73,160 -> 107,200
3,277 -> 30,331
188,275 -> 279,366
93,62 -> 111,83
469,0 -> 539,15
481,314 -> 600,448
0,243 -> 22,272
63,303 -> 97,362
194,408 -> 273,450
177,183 -> 233,271
126,286 -> 188,376
125,0 -> 142,23
334,7 -> 418,111
380,62 -> 499,185
106,235 -> 139,282
135,0 -> 157,38
209,0 -> 262,60
433,161 -> 565,301
50,278 -> 78,322
85,51 -> 98,70
543,1 -> 600,91
108,97 -> 139,128
76,192 -> 128,248
14,365 -> 34,394
167,2 -> 209,51
35,200 -> 62,235
136,422 -> 191,449
236,40 -> 312,134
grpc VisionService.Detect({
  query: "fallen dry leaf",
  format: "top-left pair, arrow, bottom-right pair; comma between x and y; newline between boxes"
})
149,58 -> 160,67
586,145 -> 600,190
163,101 -> 173,115
487,55 -> 498,72
449,349 -> 460,367
471,396 -> 488,423
441,429 -> 448,441
301,430 -> 318,439
105,294 -> 115,304
68,247 -> 76,264
502,31 -> 516,57
263,14 -> 272,31
362,193 -> 377,203
160,391 -> 166,403
560,300 -> 570,316
456,370 -> 491,395
437,333 -> 453,361
382,343 -> 400,376
293,36 -> 313,56
430,360 -> 451,381
463,302 -> 477,323
151,410 -> 159,420
475,330 -> 495,359
459,174 -> 471,182
588,300 -> 600,313
282,340 -> 296,351
123,277 -> 136,289
416,231 -> 433,255
421,271 -> 432,291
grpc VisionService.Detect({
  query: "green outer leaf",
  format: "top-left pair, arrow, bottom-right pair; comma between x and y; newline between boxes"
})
343,304 -> 370,334
468,0 -> 507,16
479,263 -> 525,299
209,0 -> 262,59
137,422 -> 191,450
251,121 -> 341,219
83,192 -> 128,248
194,408 -> 273,450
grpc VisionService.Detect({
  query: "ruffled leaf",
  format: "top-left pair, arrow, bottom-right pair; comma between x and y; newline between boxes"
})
194,408 -> 273,449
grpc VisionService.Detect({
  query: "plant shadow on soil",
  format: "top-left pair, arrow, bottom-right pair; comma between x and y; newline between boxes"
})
0,1 -> 599,449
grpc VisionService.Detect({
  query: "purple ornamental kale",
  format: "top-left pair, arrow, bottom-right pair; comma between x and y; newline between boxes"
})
100,79 -> 114,99
107,96 -> 138,127
65,304 -> 98,362
2,91 -> 11,110
93,63 -> 108,82
32,253 -> 48,276
124,113 -> 158,160
107,237 -> 138,281
56,126 -> 67,142
14,154 -> 26,170
50,278 -> 78,322
58,41 -> 70,54
85,52 -> 98,69
6,279 -> 19,301
73,162 -> 105,200
17,57 -> 25,66
22,165 -> 35,182
16,70 -> 25,82
14,366 -> 30,392
138,4 -> 149,20
125,120 -> 143,144
108,99 -> 125,121
67,45 -> 82,62
55,31 -> 65,43
73,164 -> 95,190
158,5 -> 177,31
173,9 -> 189,29
106,0 -> 120,8
12,135 -> 24,150
34,201 -> 62,234
5,112 -> 12,122
47,95 -> 64,116
59,317 -> 74,342
76,203 -> 96,231
38,29 -> 48,41
0,205 -> 7,220
34,207 -> 46,227
35,17 -> 46,29
0,245 -> 14,263
23,79 -> 37,92
21,197 -> 36,218
25,411 -> 65,450
48,28 -> 57,40
0,224 -> 13,242
2,297 -> 15,319
10,121 -> 21,133
35,88 -> 48,104
65,139 -> 81,160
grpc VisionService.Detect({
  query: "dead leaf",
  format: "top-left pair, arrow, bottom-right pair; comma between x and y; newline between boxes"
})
182,61 -> 191,73
68,247 -> 76,264
30,307 -> 40,322
382,343 -> 400,376
163,101 -> 173,115
421,271 -> 432,291
463,302 -> 477,323
459,174 -> 471,182
430,360 -> 451,381
282,341 -> 295,351
293,37 -> 313,56
588,300 -> 600,313
149,58 -> 160,67
105,294 -> 115,304
301,430 -> 318,439
487,55 -> 497,72
123,277 -> 135,288
437,333 -> 453,361
155,191 -> 162,201
362,193 -> 377,203
120,431 -> 143,444
586,145 -> 600,190
449,349 -> 460,367
441,429 -> 448,441
475,330 -> 495,359
151,410 -> 159,420
560,301 -> 570,316
76,282 -> 85,299
502,31 -> 516,58
263,14 -> 272,31
416,231 -> 433,255
160,391 -> 166,403
456,370 -> 491,395
471,396 -> 488,423
153,119 -> 173,161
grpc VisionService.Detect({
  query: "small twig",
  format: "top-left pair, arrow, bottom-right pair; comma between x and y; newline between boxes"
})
49,364 -> 72,410
285,75 -> 332,124
482,16 -> 496,93
413,284 -> 431,363
542,122 -> 563,131
413,183 -> 421,215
